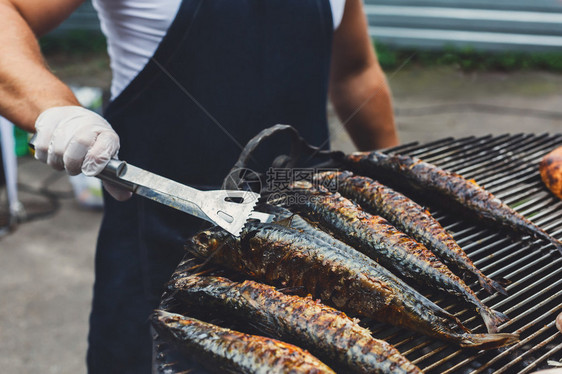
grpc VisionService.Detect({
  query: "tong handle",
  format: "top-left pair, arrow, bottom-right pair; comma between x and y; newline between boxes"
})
96,159 -> 210,222
29,134 -> 136,193
97,159 -> 136,192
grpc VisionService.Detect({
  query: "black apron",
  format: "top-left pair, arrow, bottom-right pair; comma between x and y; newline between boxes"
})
87,0 -> 333,372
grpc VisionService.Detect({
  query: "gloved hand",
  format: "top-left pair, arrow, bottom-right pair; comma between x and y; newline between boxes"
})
33,106 -> 132,201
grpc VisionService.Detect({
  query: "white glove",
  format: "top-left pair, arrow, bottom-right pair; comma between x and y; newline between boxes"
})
34,106 -> 132,201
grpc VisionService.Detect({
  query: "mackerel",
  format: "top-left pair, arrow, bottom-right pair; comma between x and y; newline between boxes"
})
283,186 -> 509,333
186,224 -> 518,348
314,170 -> 506,295
152,310 -> 335,374
170,274 -> 422,373
344,151 -> 562,253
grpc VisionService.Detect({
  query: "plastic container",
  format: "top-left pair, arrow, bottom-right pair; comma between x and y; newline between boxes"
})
13,127 -> 29,157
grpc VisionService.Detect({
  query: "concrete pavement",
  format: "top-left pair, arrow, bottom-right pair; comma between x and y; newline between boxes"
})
1,65 -> 561,373
329,66 -> 562,153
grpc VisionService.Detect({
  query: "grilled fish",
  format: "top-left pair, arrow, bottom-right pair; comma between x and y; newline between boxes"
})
283,186 -> 508,333
257,204 -> 333,236
314,170 -> 506,295
152,310 -> 335,374
170,274 -> 422,373
344,151 -> 562,253
186,224 -> 518,348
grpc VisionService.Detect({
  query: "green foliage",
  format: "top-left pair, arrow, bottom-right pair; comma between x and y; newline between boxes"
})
375,42 -> 562,73
373,43 -> 398,68
39,30 -> 107,56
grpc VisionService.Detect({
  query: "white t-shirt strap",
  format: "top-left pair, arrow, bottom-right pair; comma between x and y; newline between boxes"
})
329,0 -> 346,29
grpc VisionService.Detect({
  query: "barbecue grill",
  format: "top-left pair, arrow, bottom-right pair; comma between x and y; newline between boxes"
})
154,132 -> 562,374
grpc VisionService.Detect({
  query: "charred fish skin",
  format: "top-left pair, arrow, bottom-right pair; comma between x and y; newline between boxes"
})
285,187 -> 508,333
315,170 -> 506,295
152,310 -> 335,374
273,204 -> 509,334
257,204 -> 343,243
258,204 -> 358,252
345,151 -> 562,253
170,275 -> 423,374
186,225 -> 518,349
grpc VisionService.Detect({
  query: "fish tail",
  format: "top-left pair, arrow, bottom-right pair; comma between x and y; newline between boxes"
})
533,227 -> 562,253
459,332 -> 519,350
550,237 -> 562,254
479,306 -> 510,333
477,273 -> 508,296
517,217 -> 562,254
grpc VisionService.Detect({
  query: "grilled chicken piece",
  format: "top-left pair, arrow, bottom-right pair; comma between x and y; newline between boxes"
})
540,146 -> 562,200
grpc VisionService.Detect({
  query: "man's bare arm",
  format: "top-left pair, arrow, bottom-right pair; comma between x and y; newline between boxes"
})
329,0 -> 399,151
0,0 -> 84,131
0,0 -> 130,200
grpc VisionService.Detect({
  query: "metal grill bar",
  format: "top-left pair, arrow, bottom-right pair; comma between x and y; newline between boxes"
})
440,352 -> 481,374
432,134 -> 537,170
421,136 -> 559,180
441,258 -> 561,335
419,135 -> 513,165
435,134 -> 559,173
463,236 -> 513,260
496,185 -> 547,205
500,289 -> 562,331
401,339 -> 434,356
474,321 -> 559,374
412,346 -> 450,366
400,136 -> 481,158
425,134 -> 539,170
412,135 -> 508,161
481,167 -> 538,190
526,201 -> 562,223
519,340 -> 562,374
492,254 -> 560,292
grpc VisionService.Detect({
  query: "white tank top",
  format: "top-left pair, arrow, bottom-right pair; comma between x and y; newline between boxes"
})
92,0 -> 346,99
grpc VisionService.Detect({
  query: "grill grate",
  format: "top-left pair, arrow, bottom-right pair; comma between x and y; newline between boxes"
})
374,133 -> 562,373
155,133 -> 562,373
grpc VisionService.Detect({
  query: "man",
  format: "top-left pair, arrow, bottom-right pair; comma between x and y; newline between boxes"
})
0,0 -> 398,372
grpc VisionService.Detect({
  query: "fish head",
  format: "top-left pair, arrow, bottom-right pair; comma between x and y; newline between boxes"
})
151,310 -> 198,334
289,180 -> 314,190
152,310 -> 181,329
346,151 -> 369,162
366,151 -> 390,162
186,227 -> 233,258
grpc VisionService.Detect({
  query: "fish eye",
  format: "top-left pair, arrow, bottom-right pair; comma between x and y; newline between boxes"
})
198,232 -> 210,244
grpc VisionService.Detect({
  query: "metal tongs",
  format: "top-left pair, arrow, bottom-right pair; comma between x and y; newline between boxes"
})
96,160 -> 273,236
29,130 -> 272,236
